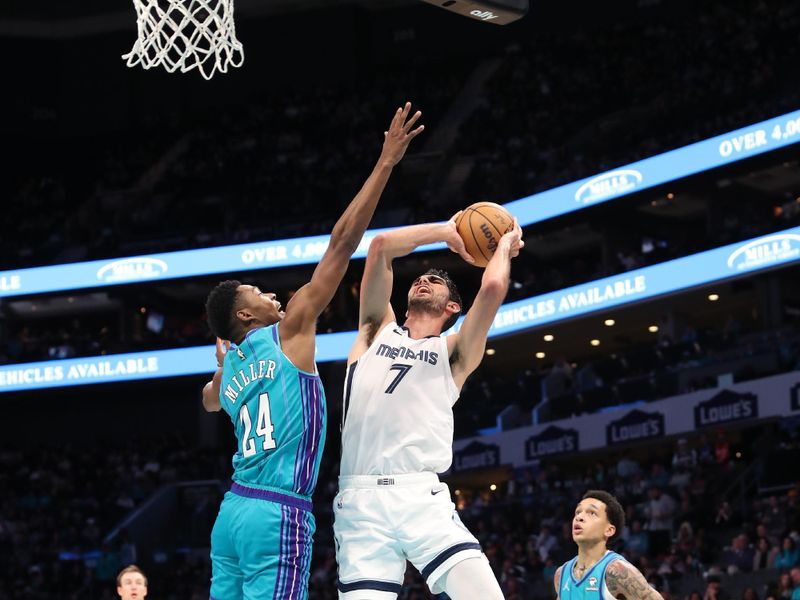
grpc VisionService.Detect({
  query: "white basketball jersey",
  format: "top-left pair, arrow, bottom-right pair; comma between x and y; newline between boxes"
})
340,322 -> 460,476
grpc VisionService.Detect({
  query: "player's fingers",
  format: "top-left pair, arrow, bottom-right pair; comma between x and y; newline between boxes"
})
406,124 -> 425,139
403,110 -> 422,133
389,105 -> 404,131
451,237 -> 475,264
449,210 -> 464,224
401,101 -> 412,122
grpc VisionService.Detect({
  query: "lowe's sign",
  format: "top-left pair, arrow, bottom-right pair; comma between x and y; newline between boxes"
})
451,371 -> 800,467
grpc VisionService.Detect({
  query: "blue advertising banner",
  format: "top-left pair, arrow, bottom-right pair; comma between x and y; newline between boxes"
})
505,109 -> 800,224
2,109 -> 799,299
0,230 -> 447,299
3,226 -> 800,393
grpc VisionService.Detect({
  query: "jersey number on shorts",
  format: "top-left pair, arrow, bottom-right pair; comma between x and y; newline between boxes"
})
239,392 -> 277,457
385,363 -> 413,394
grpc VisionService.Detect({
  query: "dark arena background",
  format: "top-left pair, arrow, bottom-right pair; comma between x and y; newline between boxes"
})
2,0 -> 800,598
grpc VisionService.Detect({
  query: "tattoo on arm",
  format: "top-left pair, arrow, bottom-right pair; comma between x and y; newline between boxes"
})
605,560 -> 661,600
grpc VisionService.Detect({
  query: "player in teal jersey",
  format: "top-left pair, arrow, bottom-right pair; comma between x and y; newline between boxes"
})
555,491 -> 662,600
200,102 -> 425,600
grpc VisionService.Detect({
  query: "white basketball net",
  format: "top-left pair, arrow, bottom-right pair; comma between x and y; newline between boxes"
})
123,0 -> 244,80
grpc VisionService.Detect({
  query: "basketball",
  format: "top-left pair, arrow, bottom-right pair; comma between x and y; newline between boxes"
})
455,202 -> 515,267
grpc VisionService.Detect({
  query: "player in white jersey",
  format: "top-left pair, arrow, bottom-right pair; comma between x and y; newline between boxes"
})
334,215 -> 523,599
554,491 -> 661,600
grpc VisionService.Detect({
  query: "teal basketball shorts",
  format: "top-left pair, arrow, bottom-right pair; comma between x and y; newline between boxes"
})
210,483 -> 315,600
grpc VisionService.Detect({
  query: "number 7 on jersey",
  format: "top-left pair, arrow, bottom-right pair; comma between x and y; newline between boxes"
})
385,363 -> 413,394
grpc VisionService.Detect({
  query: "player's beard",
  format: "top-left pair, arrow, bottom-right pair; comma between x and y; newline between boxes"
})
408,294 -> 447,315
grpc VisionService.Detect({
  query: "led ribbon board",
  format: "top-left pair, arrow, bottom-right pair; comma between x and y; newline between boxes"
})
3,227 -> 800,392
2,109 -> 799,299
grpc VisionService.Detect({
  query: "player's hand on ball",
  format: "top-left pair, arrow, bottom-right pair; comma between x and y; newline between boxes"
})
379,102 -> 425,167
445,211 -> 476,264
500,218 -> 524,258
215,337 -> 231,368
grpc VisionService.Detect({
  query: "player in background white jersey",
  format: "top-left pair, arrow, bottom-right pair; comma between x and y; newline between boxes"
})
334,214 -> 523,600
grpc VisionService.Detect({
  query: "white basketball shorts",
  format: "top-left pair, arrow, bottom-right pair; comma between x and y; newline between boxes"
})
333,472 -> 486,599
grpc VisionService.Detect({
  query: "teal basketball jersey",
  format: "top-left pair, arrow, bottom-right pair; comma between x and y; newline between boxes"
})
558,551 -> 624,599
218,324 -> 326,497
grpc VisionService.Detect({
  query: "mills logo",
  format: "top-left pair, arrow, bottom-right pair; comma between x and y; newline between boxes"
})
726,233 -> 800,272
574,169 -> 643,205
452,441 -> 500,471
525,426 -> 578,460
97,257 -> 168,283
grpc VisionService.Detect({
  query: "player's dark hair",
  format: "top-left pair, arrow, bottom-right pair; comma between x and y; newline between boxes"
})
583,490 -> 625,545
206,280 -> 243,342
425,268 -> 462,331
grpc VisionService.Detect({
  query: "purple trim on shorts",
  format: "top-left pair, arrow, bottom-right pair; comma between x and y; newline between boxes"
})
286,506 -> 301,599
299,376 -> 313,493
272,506 -> 313,600
230,483 -> 312,512
309,378 -> 326,493
293,376 -> 308,492
275,505 -> 289,600
271,505 -> 287,600
300,510 -> 312,598
295,373 -> 325,496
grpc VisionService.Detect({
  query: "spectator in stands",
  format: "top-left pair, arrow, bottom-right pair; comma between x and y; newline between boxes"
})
617,453 -> 641,478
532,524 -> 559,561
777,572 -> 794,599
790,567 -> 800,600
715,431 -> 731,467
755,524 -> 779,550
774,538 -> 800,570
116,564 -> 147,600
742,587 -> 759,600
703,575 -> 730,600
624,519 -> 650,557
716,501 -> 738,527
675,522 -> 696,555
673,438 -> 697,470
723,533 -> 755,574
543,356 -> 573,400
753,536 -> 779,570
646,485 -> 677,555
761,496 -> 788,539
